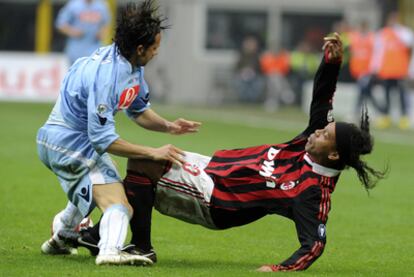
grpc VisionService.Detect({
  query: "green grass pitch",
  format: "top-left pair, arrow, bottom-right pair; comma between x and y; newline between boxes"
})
0,102 -> 413,276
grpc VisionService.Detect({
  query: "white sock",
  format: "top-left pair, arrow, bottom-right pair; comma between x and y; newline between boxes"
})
52,201 -> 83,242
98,204 -> 130,255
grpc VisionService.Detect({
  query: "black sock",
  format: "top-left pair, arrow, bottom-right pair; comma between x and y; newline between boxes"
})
124,170 -> 155,252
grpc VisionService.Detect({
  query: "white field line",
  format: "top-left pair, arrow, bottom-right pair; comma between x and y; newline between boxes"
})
169,108 -> 414,146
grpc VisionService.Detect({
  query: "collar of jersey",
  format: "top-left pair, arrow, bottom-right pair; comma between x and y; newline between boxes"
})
304,153 -> 341,177
119,53 -> 142,74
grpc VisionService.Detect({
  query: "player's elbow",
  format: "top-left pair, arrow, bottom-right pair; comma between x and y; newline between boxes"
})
88,131 -> 119,155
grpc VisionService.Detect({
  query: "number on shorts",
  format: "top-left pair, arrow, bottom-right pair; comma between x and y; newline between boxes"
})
183,162 -> 201,176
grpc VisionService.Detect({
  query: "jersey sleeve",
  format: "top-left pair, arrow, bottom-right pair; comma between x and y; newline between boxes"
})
271,186 -> 328,271
125,78 -> 151,120
55,2 -> 74,28
302,56 -> 341,136
86,79 -> 120,155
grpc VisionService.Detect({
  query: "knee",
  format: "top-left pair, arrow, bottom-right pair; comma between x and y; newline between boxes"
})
93,182 -> 133,216
106,202 -> 134,219
126,159 -> 165,183
112,200 -> 134,219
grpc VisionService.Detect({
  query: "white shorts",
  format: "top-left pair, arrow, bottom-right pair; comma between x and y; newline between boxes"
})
154,151 -> 218,229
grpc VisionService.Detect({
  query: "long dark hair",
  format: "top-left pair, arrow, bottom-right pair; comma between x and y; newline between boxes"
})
114,0 -> 168,60
339,106 -> 387,190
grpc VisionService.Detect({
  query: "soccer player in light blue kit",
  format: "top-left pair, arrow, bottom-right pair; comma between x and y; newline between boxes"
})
37,0 -> 200,266
56,0 -> 110,64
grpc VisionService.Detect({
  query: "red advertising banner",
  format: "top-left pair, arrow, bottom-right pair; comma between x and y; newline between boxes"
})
0,52 -> 69,102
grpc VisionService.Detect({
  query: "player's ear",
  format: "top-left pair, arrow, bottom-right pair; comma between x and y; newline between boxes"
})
328,151 -> 340,161
136,45 -> 145,56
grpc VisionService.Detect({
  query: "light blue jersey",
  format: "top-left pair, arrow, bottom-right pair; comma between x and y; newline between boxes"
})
56,0 -> 110,64
37,43 -> 150,215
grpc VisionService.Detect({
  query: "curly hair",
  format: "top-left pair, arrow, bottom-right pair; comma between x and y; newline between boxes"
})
114,0 -> 168,60
337,105 -> 387,190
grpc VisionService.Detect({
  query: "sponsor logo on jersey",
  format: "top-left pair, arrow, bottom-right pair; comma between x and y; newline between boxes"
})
118,85 -> 140,110
280,181 -> 296,190
318,224 -> 326,239
79,11 -> 102,23
259,147 -> 280,178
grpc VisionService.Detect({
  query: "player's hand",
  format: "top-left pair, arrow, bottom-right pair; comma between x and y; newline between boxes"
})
167,118 -> 201,135
256,265 -> 274,272
322,32 -> 343,64
152,144 -> 185,166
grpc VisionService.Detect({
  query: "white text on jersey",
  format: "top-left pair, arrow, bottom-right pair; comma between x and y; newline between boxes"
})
259,147 -> 280,178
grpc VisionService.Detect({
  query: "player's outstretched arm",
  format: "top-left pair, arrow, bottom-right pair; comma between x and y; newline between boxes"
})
302,33 -> 343,136
107,138 -> 185,166
134,108 -> 201,135
257,197 -> 327,272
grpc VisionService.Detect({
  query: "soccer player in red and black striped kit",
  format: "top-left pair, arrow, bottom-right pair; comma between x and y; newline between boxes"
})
75,33 -> 385,271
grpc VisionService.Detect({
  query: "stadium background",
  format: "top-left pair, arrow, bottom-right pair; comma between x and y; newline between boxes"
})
0,0 -> 413,276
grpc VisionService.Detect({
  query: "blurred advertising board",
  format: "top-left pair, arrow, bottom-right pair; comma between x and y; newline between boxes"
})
0,52 -> 68,102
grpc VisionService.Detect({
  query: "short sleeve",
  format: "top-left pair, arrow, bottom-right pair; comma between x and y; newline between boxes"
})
87,81 -> 120,154
125,78 -> 151,119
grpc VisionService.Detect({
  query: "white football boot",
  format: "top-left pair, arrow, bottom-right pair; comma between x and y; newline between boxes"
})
95,250 -> 153,266
41,238 -> 78,255
40,211 -> 79,255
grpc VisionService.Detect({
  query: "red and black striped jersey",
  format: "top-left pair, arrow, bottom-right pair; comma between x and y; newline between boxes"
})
206,136 -> 340,216
206,55 -> 342,271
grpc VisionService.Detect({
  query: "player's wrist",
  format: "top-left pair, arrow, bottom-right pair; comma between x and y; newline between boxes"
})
165,121 -> 173,133
324,47 -> 343,64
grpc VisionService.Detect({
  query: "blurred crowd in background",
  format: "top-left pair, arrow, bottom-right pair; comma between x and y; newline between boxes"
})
233,10 -> 414,130
0,0 -> 413,130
